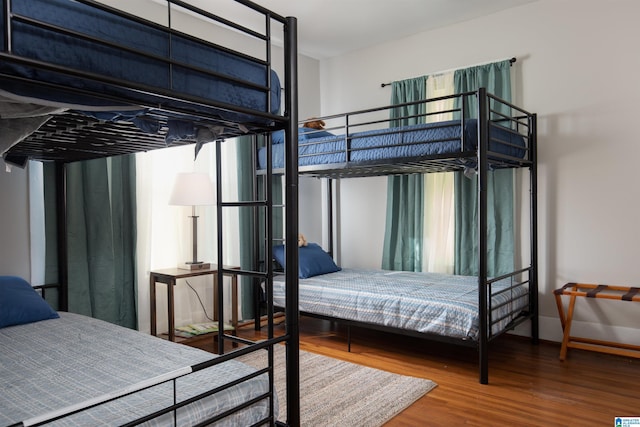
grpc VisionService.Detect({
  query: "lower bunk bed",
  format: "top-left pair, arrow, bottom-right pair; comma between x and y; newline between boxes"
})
0,276 -> 278,427
272,268 -> 531,345
269,256 -> 535,385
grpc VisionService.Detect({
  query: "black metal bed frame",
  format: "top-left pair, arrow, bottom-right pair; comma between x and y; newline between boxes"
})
262,88 -> 538,384
2,0 -> 300,425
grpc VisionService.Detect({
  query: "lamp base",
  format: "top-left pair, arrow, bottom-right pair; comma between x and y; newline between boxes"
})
178,262 -> 211,271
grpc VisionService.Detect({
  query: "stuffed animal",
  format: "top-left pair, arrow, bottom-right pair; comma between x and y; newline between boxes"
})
298,233 -> 308,247
303,118 -> 325,129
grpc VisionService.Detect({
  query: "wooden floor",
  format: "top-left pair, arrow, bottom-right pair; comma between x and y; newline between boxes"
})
191,316 -> 639,426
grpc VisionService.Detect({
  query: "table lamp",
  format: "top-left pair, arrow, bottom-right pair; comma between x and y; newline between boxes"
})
169,172 -> 215,270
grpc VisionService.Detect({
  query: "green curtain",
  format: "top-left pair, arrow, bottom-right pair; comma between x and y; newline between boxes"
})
382,174 -> 424,270
41,165 -> 60,308
237,135 -> 283,320
381,76 -> 426,271
46,155 -> 137,328
453,60 -> 514,276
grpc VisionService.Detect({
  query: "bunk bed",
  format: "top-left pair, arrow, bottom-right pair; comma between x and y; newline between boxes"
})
0,0 -> 300,425
260,88 -> 538,384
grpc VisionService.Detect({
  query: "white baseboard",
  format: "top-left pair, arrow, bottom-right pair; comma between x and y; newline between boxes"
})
509,315 -> 640,347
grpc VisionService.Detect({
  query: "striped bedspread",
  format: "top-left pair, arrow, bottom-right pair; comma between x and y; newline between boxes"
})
273,268 -> 529,340
0,312 -> 275,426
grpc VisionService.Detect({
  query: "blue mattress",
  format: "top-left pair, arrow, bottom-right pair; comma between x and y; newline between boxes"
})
0,0 -> 280,121
272,268 -> 529,340
258,119 -> 526,170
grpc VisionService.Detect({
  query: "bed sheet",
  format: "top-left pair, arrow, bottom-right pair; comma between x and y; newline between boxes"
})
258,119 -> 526,170
0,312 -> 275,426
0,0 -> 280,118
272,268 -> 529,340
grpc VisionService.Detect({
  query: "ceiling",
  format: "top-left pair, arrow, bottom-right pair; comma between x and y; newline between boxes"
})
232,0 -> 536,59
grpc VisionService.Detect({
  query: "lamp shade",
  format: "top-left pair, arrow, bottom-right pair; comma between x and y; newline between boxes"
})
168,172 -> 215,206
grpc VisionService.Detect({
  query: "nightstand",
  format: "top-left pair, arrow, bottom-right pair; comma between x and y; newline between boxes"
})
149,265 -> 240,343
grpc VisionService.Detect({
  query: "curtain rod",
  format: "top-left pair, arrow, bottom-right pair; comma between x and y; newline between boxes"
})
380,57 -> 516,88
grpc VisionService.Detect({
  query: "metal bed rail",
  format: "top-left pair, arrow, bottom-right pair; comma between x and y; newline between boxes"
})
5,1 -> 300,425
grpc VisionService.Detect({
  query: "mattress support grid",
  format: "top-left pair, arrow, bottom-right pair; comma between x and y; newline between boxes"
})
286,286 -> 534,356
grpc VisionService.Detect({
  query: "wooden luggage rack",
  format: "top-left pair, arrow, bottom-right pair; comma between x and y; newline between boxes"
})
554,283 -> 640,360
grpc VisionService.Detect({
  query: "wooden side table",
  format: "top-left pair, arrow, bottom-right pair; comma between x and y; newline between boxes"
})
149,265 -> 240,343
554,282 -> 640,360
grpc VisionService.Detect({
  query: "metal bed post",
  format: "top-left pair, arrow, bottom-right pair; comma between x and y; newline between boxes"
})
529,113 -> 539,343
326,178 -> 334,257
252,135 -> 262,331
283,15 -> 300,427
476,87 -> 489,385
55,162 -> 69,312
3,0 -> 11,52
262,5 -> 275,346
215,139 -> 225,355
264,128 -> 278,424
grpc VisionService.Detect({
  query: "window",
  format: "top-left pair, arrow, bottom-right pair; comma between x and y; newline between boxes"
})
422,72 -> 454,274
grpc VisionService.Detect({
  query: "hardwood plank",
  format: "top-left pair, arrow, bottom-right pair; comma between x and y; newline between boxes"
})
191,316 -> 639,426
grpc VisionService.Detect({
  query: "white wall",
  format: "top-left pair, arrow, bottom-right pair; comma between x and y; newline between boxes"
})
0,161 -> 31,279
314,0 -> 640,344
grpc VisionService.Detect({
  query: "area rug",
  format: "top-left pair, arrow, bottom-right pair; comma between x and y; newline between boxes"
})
238,345 -> 437,426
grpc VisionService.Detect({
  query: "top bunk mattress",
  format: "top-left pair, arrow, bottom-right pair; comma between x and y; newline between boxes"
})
0,312 -> 274,426
0,0 -> 281,123
258,119 -> 527,172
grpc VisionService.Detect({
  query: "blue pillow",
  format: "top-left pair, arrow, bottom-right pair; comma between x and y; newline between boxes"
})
273,243 -> 341,279
271,127 -> 334,144
0,276 -> 59,328
270,129 -> 285,144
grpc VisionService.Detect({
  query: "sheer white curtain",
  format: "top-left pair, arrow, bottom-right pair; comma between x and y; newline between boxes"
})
28,161 -> 46,284
136,141 -> 240,334
422,72 -> 455,273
